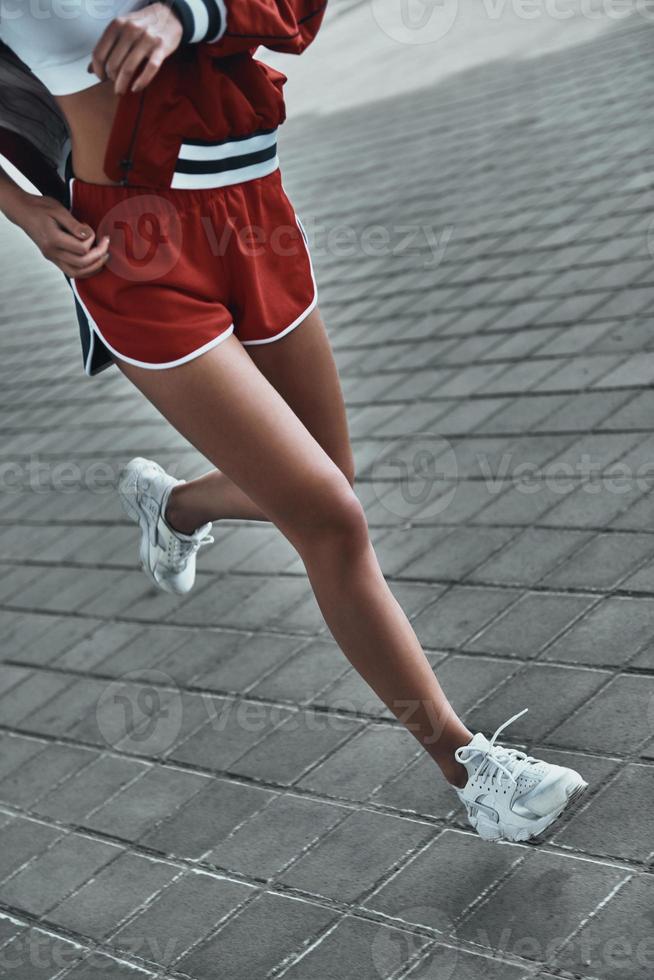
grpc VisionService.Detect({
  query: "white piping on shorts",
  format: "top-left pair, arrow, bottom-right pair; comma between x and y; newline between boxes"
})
241,216 -> 319,346
68,177 -> 235,374
73,274 -> 235,373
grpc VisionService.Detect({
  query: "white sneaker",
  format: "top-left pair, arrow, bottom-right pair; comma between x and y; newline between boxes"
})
455,709 -> 588,843
118,457 -> 214,596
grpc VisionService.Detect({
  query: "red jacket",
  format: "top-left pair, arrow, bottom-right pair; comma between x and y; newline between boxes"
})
0,0 -> 327,198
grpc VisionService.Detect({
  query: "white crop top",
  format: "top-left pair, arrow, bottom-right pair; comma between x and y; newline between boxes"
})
0,0 -> 149,96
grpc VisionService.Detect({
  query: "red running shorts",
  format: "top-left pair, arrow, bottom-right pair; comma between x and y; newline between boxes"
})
68,168 -> 317,376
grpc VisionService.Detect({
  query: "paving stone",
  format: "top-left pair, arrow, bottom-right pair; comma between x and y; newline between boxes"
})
412,587 -> 520,649
163,576 -> 261,627
95,627 -> 187,678
555,764 -> 654,862
0,670 -> 73,728
112,870 -> 253,965
622,558 -> 654,596
555,875 -> 654,980
49,853 -> 178,939
214,576 -> 311,631
84,766 -> 208,842
0,742 -> 96,808
282,914 -> 430,980
0,817 -> 60,883
169,698 -> 293,772
0,913 -> 24,948
192,633 -> 307,694
0,733 -> 46,781
372,528 -> 451,578
141,777 -> 274,858
456,851 -> 626,959
372,753 -> 460,820
314,661 -> 391,717
35,755 -> 149,823
109,688 -> 206,758
541,596 -> 654,667
21,678 -> 113,737
399,527 -> 516,581
0,664 -> 30,699
54,623 -> 144,672
65,674 -> 179,749
548,675 -> 654,754
208,793 -> 345,878
469,528 -> 591,586
0,833 -> 120,916
7,617 -> 100,668
541,532 -> 654,590
467,593 -> 594,658
280,808 -> 433,903
390,581 -> 448,620
434,655 -> 518,717
230,707 -> 363,786
248,639 -> 347,704
0,611 -> 59,660
366,829 -> 520,932
465,664 -> 611,742
297,724 -> 421,801
405,945 -> 527,980
153,629 -> 243,686
0,927 -> 84,980
475,482 -> 569,527
57,953 -> 156,979
176,891 -> 335,980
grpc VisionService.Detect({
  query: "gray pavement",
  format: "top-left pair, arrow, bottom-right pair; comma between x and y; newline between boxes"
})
0,14 -> 653,980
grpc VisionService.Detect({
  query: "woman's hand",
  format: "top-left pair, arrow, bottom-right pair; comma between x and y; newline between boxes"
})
88,2 -> 184,95
14,193 -> 110,280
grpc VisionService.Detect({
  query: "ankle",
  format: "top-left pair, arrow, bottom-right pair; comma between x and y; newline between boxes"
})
440,757 -> 469,789
165,486 -> 199,536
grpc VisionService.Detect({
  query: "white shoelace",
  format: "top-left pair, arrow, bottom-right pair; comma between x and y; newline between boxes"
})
455,708 -> 540,791
167,528 -> 214,572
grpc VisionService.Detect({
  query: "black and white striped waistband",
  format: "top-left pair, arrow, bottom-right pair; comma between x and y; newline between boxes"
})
171,129 -> 279,190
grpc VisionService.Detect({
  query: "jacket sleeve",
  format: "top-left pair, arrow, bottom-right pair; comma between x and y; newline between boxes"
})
168,0 -> 228,45
171,0 -> 327,53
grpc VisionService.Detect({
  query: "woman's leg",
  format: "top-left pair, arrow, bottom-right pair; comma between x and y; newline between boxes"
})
165,309 -> 354,532
116,335 -> 471,786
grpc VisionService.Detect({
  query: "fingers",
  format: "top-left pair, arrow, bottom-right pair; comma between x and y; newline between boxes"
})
69,253 -> 112,279
52,204 -> 95,244
88,6 -> 180,92
114,37 -> 161,95
89,19 -> 122,81
49,226 -> 97,258
105,25 -> 143,88
130,43 -> 166,92
57,236 -> 111,277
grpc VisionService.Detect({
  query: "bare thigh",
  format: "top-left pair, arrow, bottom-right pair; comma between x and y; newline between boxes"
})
244,308 -> 355,482
115,332 -> 358,540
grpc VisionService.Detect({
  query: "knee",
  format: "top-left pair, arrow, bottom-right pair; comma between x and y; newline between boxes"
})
288,476 -> 368,555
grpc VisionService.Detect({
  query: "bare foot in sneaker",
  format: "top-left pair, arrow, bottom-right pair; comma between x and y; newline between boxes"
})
455,710 -> 588,843
118,457 -> 214,595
